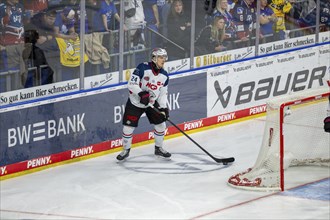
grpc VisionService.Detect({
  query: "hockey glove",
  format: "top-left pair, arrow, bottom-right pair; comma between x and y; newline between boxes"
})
159,108 -> 169,120
324,116 -> 330,133
138,91 -> 150,106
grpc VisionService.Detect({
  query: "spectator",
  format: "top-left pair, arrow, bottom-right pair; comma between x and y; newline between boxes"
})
195,16 -> 228,56
143,0 -> 161,48
0,0 -> 30,90
158,0 -> 172,40
260,0 -> 277,43
63,0 -> 90,34
48,0 -> 64,8
123,0 -> 146,49
231,0 -> 256,48
294,0 -> 330,34
166,0 -> 191,60
0,0 -> 28,45
22,29 -> 54,87
91,0 -> 126,56
206,0 -> 237,41
319,0 -> 330,32
206,0 -> 229,24
204,0 -> 217,16
23,9 -> 58,86
53,6 -> 78,40
85,0 -> 99,33
194,0 -> 209,34
26,9 -> 57,46
269,0 -> 294,40
295,0 -> 322,35
53,6 -> 89,81
157,0 -> 167,25
93,0 -> 125,32
23,0 -> 48,19
227,0 -> 237,13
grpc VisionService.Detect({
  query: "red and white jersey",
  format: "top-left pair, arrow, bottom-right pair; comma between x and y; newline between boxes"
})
128,62 -> 169,109
0,1 -> 26,45
24,0 -> 48,15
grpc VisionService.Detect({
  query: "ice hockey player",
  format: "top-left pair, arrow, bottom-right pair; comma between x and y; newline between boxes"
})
324,96 -> 330,133
116,48 -> 171,161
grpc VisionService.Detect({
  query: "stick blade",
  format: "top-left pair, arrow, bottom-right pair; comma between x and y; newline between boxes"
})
214,157 -> 235,165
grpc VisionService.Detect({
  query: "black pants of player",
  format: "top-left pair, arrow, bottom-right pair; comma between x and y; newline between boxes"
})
122,99 -> 166,127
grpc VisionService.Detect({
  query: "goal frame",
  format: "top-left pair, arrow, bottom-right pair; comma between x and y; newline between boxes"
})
278,91 -> 330,191
228,88 -> 330,192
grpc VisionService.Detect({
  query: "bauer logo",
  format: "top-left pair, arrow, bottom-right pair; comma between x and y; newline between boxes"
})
319,48 -> 330,55
7,113 -> 86,148
212,66 -> 326,109
212,80 -> 231,109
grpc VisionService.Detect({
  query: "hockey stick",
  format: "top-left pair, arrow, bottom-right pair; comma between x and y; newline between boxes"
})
148,104 -> 235,164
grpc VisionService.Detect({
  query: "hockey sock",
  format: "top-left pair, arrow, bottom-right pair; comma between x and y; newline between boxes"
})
154,122 -> 166,147
122,125 -> 135,150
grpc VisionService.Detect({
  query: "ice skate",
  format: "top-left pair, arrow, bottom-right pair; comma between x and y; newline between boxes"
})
155,146 -> 171,159
116,149 -> 130,161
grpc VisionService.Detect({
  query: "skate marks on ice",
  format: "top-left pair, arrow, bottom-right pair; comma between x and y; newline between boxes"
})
117,152 -> 233,174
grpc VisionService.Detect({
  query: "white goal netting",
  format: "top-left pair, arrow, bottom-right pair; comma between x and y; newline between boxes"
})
228,88 -> 330,191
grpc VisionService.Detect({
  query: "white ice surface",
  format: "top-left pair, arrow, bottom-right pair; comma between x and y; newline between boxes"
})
0,117 -> 329,219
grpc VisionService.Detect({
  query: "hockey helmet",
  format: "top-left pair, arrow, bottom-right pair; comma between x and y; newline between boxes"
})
151,48 -> 168,62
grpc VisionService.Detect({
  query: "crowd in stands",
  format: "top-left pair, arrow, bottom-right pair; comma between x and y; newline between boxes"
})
0,0 -> 329,92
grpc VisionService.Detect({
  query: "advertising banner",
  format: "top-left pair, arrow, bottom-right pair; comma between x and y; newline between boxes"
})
208,45 -> 330,117
0,73 -> 120,106
194,46 -> 255,69
0,89 -> 126,166
0,72 -> 206,170
319,31 -> 330,43
258,34 -> 316,55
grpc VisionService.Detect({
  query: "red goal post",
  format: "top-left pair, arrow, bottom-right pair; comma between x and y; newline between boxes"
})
228,87 -> 330,191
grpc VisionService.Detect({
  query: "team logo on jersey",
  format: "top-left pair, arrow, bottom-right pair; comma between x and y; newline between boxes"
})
146,82 -> 158,90
237,8 -> 243,14
127,115 -> 138,122
65,42 -> 75,56
144,76 -> 150,81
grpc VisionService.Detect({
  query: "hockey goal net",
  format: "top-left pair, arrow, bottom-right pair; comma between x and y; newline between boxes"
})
228,88 -> 330,191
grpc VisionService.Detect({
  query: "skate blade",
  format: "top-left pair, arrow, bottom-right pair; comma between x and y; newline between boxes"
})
116,156 -> 129,163
155,155 -> 172,161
